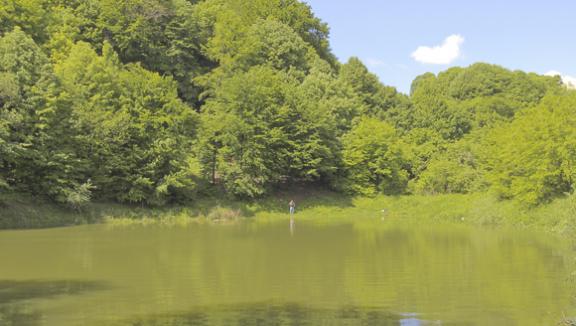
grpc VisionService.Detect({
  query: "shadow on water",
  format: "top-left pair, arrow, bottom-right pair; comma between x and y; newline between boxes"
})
0,280 -> 110,326
118,302 -> 431,326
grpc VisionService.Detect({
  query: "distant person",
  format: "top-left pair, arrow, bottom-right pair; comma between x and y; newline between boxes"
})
289,200 -> 296,215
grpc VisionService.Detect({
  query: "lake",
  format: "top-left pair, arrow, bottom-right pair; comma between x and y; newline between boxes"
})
0,217 -> 574,325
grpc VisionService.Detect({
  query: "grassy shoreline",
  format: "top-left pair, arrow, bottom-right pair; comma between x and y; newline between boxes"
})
1,190 -> 576,235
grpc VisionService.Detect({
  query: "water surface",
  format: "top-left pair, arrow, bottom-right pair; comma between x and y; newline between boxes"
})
0,218 -> 573,325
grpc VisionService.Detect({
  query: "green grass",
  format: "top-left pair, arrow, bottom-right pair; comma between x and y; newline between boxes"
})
2,189 -> 576,235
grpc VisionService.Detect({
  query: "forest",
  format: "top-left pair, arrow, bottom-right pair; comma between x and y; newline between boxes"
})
1,0 -> 575,210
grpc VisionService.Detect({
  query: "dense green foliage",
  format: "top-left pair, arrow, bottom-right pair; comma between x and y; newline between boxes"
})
337,117 -> 408,196
0,0 -> 573,210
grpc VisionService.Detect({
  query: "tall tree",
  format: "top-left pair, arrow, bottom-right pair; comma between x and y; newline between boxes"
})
54,41 -> 199,205
199,65 -> 339,197
484,92 -> 576,205
336,117 -> 409,196
339,57 -> 409,123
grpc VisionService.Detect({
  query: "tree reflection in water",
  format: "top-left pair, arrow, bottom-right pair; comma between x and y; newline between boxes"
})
120,302 -> 425,326
0,280 -> 108,326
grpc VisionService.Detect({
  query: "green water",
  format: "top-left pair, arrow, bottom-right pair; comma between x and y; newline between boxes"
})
0,218 -> 574,325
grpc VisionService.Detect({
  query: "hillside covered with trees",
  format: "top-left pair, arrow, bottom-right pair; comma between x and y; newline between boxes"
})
1,0 -> 574,209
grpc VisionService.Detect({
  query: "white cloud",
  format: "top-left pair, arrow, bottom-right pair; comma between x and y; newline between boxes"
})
411,34 -> 464,65
545,70 -> 576,89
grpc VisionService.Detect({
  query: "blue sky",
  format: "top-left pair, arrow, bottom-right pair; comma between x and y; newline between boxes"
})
304,0 -> 576,93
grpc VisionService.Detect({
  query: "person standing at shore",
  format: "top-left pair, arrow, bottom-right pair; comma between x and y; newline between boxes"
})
289,200 -> 296,235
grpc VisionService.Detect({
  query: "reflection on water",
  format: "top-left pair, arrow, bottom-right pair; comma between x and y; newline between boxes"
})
0,220 -> 573,325
0,280 -> 108,325
118,302 -> 421,326
0,304 -> 41,326
0,280 -> 108,304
